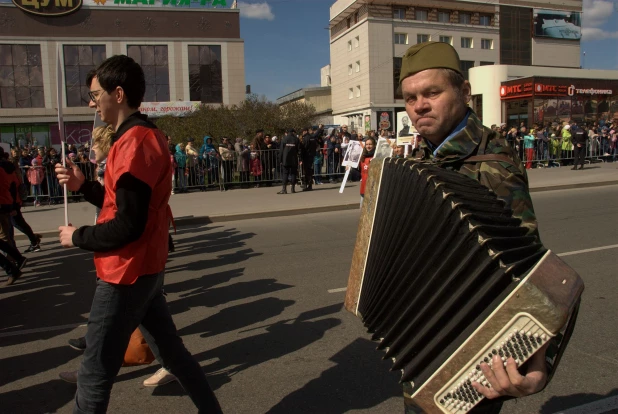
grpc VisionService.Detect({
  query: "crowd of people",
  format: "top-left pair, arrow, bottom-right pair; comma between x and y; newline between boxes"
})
491,120 -> 617,169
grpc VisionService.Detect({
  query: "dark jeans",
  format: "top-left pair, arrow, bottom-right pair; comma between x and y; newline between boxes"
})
11,208 -> 38,246
75,272 -> 222,414
0,239 -> 23,275
282,166 -> 297,188
302,158 -> 313,188
573,145 -> 586,167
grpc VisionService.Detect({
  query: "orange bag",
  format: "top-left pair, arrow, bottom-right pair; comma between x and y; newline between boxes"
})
122,328 -> 155,367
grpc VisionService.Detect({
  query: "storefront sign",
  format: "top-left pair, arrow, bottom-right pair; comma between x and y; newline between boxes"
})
502,78 -> 616,100
499,82 -> 534,99
138,101 -> 201,118
12,0 -> 82,16
567,86 -> 613,96
84,0 -> 226,7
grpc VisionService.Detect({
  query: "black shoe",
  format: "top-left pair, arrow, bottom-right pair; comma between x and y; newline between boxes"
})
4,270 -> 21,286
579,166 -> 584,170
291,187 -> 296,193
24,244 -> 41,253
303,186 -> 313,192
68,337 -> 87,351
571,167 -> 577,170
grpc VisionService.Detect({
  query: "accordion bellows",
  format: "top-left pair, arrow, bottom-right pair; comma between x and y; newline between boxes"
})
345,158 -> 583,414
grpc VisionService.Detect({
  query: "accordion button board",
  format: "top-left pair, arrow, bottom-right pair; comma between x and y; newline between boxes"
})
434,313 -> 552,413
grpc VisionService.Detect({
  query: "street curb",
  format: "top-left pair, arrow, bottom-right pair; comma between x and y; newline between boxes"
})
529,180 -> 618,193
18,181 -> 618,242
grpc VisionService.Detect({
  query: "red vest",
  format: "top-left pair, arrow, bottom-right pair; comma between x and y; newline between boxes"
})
94,125 -> 172,285
359,156 -> 373,196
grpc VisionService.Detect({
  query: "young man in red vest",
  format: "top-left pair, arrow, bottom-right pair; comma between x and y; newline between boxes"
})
55,55 -> 222,413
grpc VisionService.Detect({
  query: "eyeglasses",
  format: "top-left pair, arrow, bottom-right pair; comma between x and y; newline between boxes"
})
87,89 -> 103,103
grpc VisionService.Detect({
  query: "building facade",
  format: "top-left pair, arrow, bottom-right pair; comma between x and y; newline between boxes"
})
0,0 -> 245,147
329,0 -> 583,131
469,65 -> 618,127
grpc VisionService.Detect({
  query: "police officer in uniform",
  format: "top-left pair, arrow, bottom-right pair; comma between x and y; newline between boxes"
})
300,124 -> 324,191
278,129 -> 300,194
571,123 -> 588,170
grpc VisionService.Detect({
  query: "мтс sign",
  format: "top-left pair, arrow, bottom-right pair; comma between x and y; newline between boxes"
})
12,0 -> 83,16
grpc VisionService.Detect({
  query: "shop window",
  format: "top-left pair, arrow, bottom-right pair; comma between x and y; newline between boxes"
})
461,37 -> 473,48
394,33 -> 408,45
481,39 -> 493,49
393,7 -> 406,19
415,9 -> 428,21
460,60 -> 475,80
417,34 -> 430,43
439,36 -> 453,45
188,45 -> 223,104
0,44 -> 45,108
393,57 -> 403,100
63,45 -> 106,108
127,45 -> 170,103
438,11 -> 451,23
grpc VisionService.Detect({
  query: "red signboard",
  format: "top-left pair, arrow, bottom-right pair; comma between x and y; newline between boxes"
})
500,77 -> 617,100
499,82 -> 534,99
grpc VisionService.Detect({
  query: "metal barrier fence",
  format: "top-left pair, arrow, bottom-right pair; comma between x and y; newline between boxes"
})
18,141 -> 616,203
513,137 -> 617,168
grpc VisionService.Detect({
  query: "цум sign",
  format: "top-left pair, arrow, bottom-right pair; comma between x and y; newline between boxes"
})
12,0 -> 82,16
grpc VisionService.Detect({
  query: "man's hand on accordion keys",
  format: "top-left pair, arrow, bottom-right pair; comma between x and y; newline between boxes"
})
472,342 -> 549,399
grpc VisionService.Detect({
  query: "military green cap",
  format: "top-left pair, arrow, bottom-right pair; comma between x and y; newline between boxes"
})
399,41 -> 462,85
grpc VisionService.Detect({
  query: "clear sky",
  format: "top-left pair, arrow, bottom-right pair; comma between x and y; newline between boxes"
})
237,0 -> 618,102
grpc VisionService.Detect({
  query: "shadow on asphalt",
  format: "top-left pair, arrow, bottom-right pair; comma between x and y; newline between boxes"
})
540,388 -> 618,413
0,379 -> 76,413
267,337 -> 401,413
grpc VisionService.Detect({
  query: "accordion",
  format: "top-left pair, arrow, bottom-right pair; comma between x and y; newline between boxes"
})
345,157 -> 583,414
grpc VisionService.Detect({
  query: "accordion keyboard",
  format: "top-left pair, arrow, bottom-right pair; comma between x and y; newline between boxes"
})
434,313 -> 553,414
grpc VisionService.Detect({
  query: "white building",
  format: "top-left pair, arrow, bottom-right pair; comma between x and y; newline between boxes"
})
329,0 -> 586,132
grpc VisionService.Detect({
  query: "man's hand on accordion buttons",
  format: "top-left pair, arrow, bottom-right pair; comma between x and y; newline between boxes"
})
472,343 -> 549,399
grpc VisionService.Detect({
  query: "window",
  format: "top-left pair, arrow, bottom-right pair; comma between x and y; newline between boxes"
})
415,9 -> 428,21
63,45 -> 106,107
354,36 -> 359,48
356,85 -> 361,97
346,17 -> 351,29
481,39 -> 493,50
459,60 -> 475,80
127,45 -> 169,103
479,15 -> 491,26
355,61 -> 360,72
394,33 -> 408,45
417,34 -> 430,43
459,13 -> 471,24
348,40 -> 352,51
393,7 -> 406,19
348,64 -> 353,75
354,12 -> 359,24
0,44 -> 45,108
480,61 -> 495,66
188,45 -> 223,104
393,57 -> 402,99
348,88 -> 354,99
438,11 -> 450,23
500,6 -> 532,65
439,36 -> 452,45
461,37 -> 473,48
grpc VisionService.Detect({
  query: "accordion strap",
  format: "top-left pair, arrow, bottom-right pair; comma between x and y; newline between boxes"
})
463,154 -> 520,169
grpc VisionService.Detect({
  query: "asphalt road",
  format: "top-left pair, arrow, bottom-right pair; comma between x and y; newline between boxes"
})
0,186 -> 617,414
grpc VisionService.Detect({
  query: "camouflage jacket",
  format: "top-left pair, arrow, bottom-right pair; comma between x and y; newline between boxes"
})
414,111 -> 539,239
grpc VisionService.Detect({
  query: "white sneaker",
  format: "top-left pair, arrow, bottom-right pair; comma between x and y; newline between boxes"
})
143,368 -> 177,387
59,370 -> 78,384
